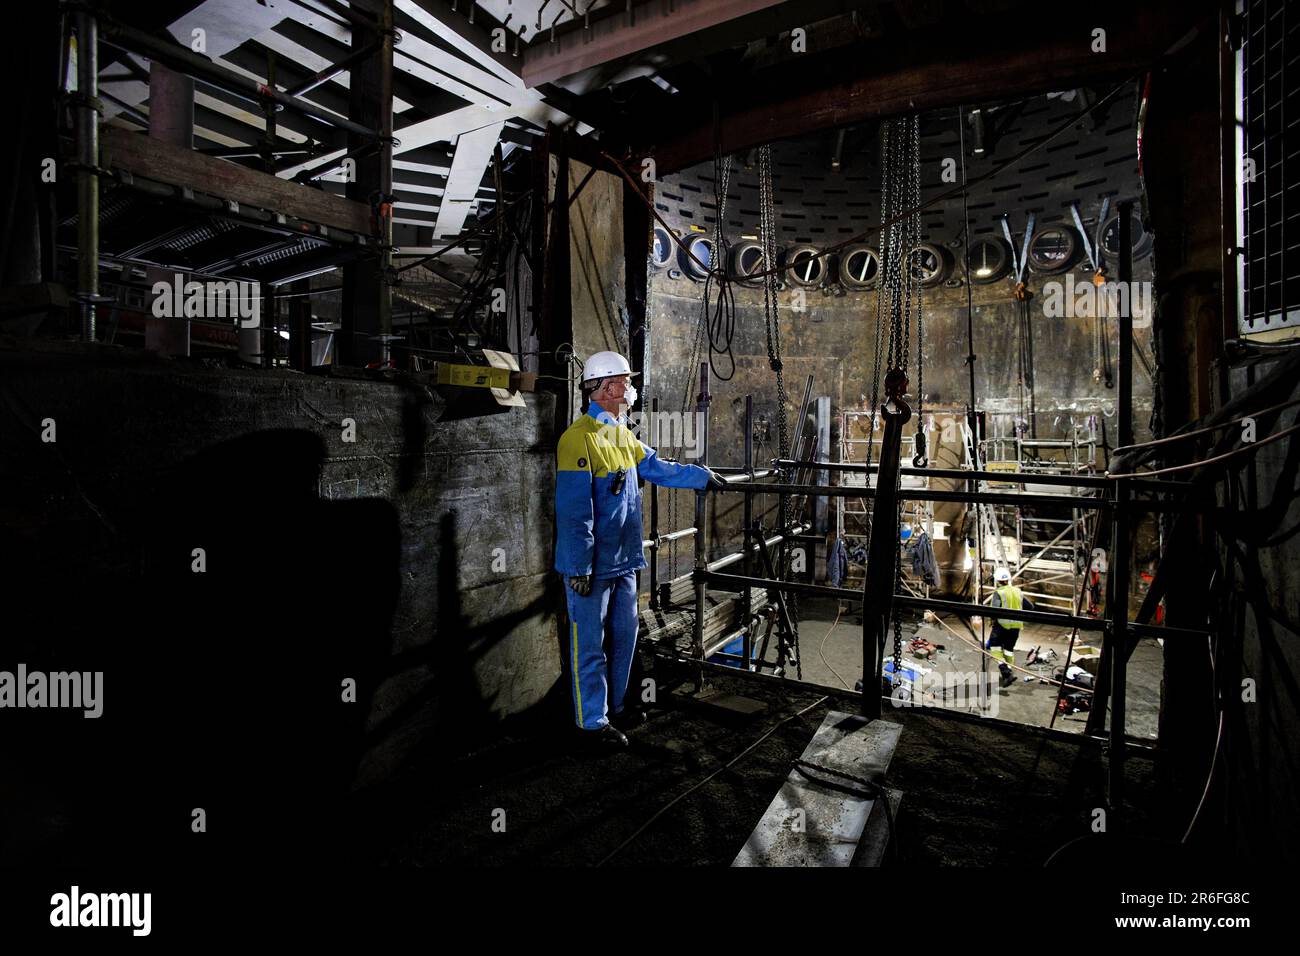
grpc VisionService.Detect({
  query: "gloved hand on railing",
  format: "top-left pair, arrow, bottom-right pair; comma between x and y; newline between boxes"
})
704,468 -> 728,491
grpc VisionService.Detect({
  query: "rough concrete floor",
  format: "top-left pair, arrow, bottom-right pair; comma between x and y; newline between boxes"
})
791,596 -> 1162,738
340,655 -> 1175,867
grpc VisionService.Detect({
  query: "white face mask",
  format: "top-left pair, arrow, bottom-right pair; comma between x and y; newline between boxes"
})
623,383 -> 638,407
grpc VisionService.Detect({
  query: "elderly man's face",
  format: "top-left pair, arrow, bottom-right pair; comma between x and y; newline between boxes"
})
600,375 -> 633,400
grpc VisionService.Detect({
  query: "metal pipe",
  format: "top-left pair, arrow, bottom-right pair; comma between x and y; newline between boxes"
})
701,568 -> 1210,641
743,394 -> 754,670
710,524 -> 808,573
99,21 -> 382,141
75,10 -> 99,343
1117,200 -> 1134,450
650,396 -> 660,608
648,527 -> 696,547
781,375 -> 816,586
377,0 -> 395,349
711,468 -> 780,480
289,139 -> 380,182
721,480 -> 1107,510
1109,477 -> 1130,825
773,458 -> 1111,488
100,88 -> 149,128
285,39 -> 382,97
660,524 -> 810,594
693,362 -> 709,684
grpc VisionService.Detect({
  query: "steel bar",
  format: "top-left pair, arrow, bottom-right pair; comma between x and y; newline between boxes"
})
693,363 -> 709,683
285,39 -> 383,97
743,394 -> 755,670
650,396 -> 661,608
753,526 -> 798,675
861,403 -> 906,718
703,568 -> 1211,642
1105,200 -> 1134,813
75,10 -> 99,343
100,21 -> 382,141
720,480 -> 1107,510
773,458 -> 1112,488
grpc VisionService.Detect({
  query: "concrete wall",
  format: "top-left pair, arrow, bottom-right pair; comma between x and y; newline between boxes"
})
1220,353 -> 1300,862
0,342 -> 561,862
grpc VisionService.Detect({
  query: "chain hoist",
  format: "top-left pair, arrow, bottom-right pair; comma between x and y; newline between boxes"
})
758,144 -> 801,677
863,116 -> 922,695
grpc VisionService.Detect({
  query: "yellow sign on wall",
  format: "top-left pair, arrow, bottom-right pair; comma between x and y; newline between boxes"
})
436,363 -> 512,390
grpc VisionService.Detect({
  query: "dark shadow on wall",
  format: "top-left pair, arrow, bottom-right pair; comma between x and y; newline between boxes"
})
1,429 -> 400,870
359,510 -> 568,766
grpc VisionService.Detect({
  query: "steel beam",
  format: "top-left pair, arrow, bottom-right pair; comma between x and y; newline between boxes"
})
75,10 -> 99,342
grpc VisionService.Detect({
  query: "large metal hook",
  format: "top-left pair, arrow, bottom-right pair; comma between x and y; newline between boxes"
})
883,367 -> 913,425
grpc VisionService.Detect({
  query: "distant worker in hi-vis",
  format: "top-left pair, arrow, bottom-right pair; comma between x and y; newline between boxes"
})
553,351 -> 725,750
987,566 -> 1033,688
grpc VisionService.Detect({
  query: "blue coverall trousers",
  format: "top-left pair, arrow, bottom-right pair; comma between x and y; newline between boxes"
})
564,570 -> 638,730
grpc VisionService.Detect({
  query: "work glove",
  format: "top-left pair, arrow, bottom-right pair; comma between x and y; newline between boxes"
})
705,468 -> 728,490
568,574 -> 592,596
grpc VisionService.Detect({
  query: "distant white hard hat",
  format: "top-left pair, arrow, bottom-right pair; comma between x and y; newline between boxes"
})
994,567 -> 1011,584
581,350 -> 640,385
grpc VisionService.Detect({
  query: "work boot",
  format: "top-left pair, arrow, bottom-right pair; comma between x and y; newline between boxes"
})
999,666 -> 1016,688
609,708 -> 646,732
580,724 -> 629,751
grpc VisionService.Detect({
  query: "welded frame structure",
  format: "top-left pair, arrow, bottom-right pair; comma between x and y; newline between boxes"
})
65,1 -> 395,367
642,205 -> 1214,821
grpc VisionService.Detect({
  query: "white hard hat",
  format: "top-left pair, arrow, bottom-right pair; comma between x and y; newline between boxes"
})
994,567 -> 1011,584
581,350 -> 640,385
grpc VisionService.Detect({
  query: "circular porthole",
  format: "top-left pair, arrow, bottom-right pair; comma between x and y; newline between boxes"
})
1026,224 -> 1080,275
838,244 -> 881,290
965,237 -> 1010,284
908,242 -> 952,288
782,245 -> 825,288
678,234 -> 714,281
1100,213 -> 1154,262
650,225 -> 674,270
728,240 -> 767,286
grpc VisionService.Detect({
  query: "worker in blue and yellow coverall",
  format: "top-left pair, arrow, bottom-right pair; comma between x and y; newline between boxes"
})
555,351 -> 725,749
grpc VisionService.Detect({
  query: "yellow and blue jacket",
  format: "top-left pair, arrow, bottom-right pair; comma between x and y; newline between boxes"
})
555,400 -> 711,579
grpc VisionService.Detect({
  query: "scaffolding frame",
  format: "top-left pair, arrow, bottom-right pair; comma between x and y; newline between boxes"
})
646,333 -> 1207,826
982,421 -> 1102,613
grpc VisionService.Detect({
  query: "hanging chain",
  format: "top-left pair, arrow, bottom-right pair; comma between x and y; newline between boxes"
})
866,119 -> 891,475
758,145 -> 789,467
864,116 -> 922,690
758,144 -> 801,677
909,116 -> 923,423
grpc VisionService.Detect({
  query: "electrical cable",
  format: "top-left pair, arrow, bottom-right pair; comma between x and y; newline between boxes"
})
700,102 -> 738,382
1107,421 -> 1300,478
817,601 -> 852,689
1112,396 -> 1300,456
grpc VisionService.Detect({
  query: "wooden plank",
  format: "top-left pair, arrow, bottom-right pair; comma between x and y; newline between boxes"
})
733,712 -> 901,867
101,126 -> 375,236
